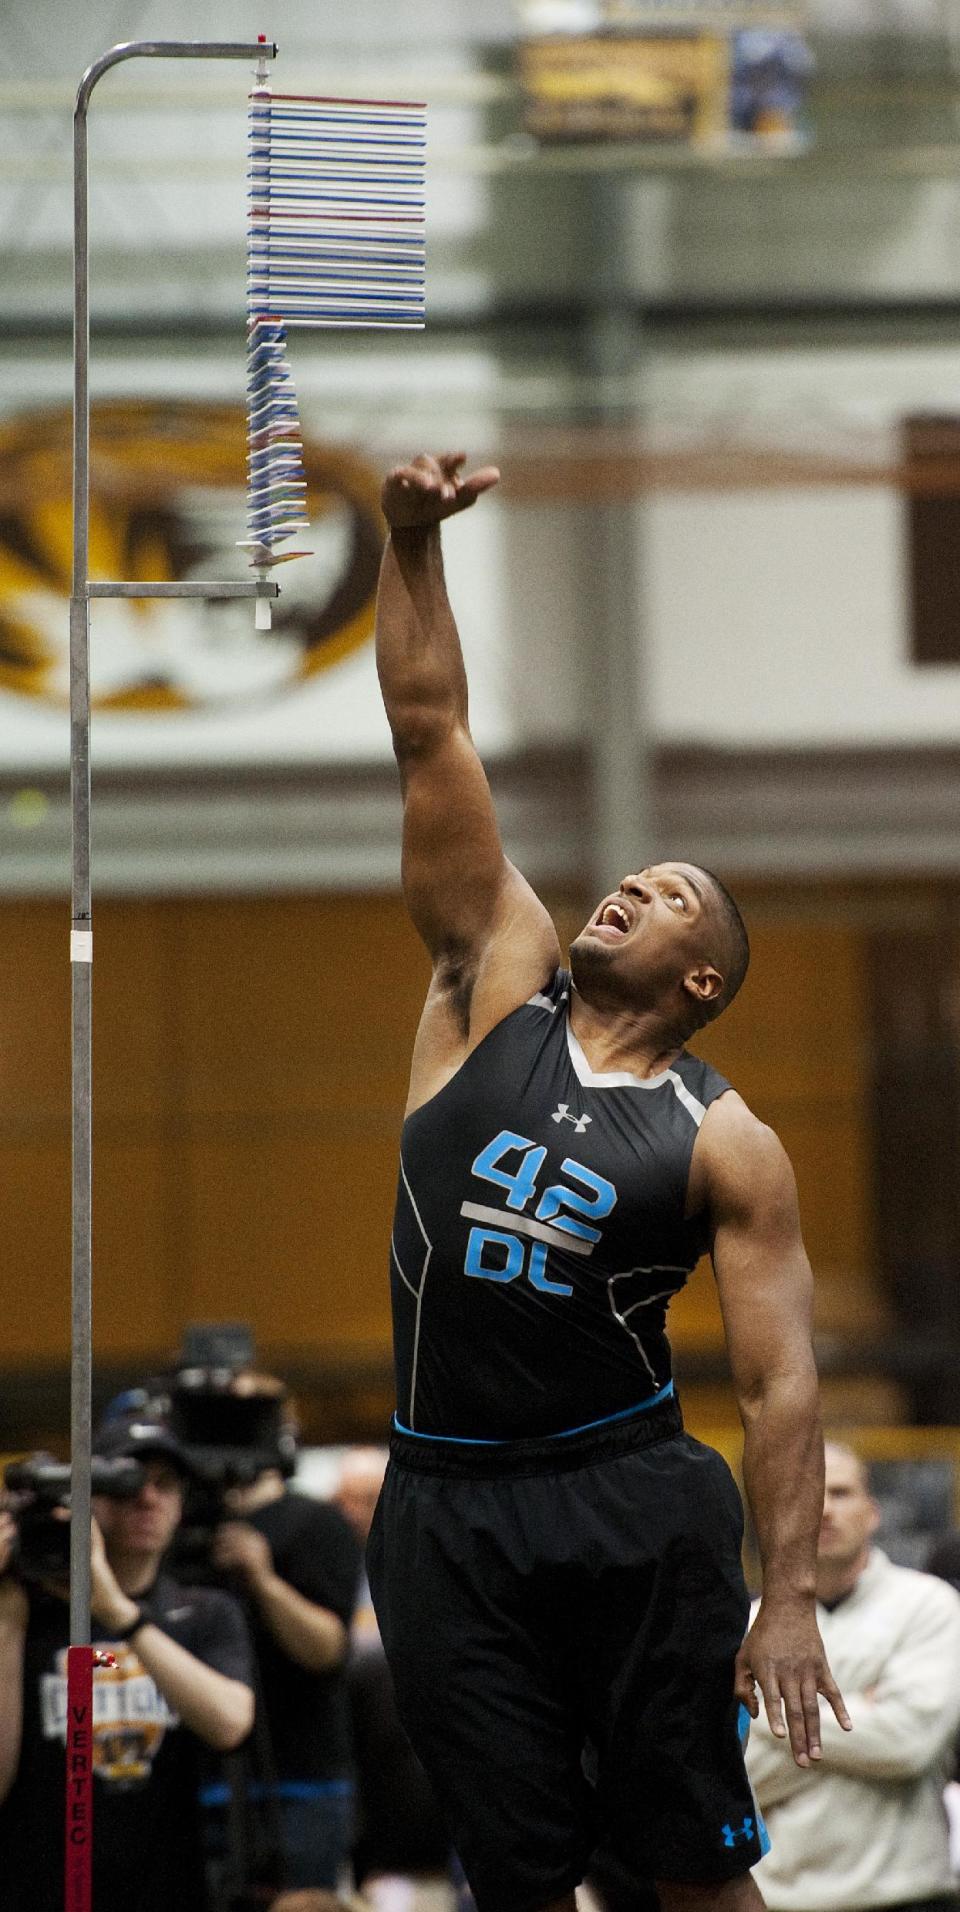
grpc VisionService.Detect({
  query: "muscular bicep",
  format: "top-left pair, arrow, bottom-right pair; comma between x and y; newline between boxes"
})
399,722 -> 507,958
703,1099 -> 817,1406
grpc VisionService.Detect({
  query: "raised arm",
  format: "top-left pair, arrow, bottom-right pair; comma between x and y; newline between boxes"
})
90,1523 -> 253,1753
696,1093 -> 851,1767
377,453 -> 559,1104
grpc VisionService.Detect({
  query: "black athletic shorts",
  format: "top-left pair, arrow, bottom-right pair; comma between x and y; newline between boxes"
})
367,1396 -> 768,1912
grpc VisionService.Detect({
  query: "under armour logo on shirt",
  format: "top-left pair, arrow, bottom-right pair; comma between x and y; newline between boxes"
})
552,1104 -> 592,1134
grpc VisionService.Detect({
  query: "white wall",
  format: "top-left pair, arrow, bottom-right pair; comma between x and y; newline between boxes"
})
643,337 -> 960,744
645,488 -> 911,744
7,333 -> 960,767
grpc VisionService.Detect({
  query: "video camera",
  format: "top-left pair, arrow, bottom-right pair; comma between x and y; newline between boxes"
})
160,1323 -> 296,1579
3,1452 -> 145,1583
167,1322 -> 296,1488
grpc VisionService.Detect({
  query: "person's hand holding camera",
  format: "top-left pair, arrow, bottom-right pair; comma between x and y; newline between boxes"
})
0,1511 -> 17,1581
0,1512 -> 27,1634
213,1516 -> 349,1674
21,1513 -> 132,1627
0,1518 -> 28,1805
211,1520 -> 274,1589
89,1517 -> 141,1634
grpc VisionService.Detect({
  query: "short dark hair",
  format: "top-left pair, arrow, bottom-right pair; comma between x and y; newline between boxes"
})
689,867 -> 750,1029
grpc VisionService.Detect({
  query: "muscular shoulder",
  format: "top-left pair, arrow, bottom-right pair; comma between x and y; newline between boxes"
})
690,1090 -> 800,1230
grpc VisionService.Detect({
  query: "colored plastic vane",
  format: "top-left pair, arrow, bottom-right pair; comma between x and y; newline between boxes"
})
238,318 -> 312,569
241,87 -> 426,590
247,88 -> 426,330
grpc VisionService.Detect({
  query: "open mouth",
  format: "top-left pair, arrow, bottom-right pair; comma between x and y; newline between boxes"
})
593,899 -> 632,938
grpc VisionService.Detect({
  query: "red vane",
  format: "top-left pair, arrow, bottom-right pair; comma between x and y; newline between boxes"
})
264,92 -> 426,110
248,210 -> 423,223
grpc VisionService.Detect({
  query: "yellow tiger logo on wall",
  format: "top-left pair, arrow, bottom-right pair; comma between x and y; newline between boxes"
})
0,400 -> 383,712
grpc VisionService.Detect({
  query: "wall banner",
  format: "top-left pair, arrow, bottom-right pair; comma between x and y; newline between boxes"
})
0,400 -> 382,719
516,1 -> 813,149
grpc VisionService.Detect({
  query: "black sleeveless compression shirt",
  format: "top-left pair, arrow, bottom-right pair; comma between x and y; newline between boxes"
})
388,967 -> 733,1442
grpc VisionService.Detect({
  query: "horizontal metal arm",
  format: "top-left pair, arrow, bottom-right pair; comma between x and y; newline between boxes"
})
76,42 -> 277,116
87,579 -> 280,599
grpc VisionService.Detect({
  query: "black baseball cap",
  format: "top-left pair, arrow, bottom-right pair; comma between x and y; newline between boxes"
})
94,1418 -> 196,1480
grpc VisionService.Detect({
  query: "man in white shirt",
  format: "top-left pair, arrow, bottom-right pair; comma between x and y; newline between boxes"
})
746,1442 -> 960,1912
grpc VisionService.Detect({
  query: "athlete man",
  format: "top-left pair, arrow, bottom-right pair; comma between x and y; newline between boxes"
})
365,452 -> 850,1912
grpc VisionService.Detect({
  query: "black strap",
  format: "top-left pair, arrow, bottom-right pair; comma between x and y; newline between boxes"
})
110,1602 -> 151,1641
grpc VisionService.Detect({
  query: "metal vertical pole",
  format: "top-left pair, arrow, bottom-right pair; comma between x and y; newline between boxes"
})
578,174 -> 655,895
68,38 -> 278,1653
70,75 -> 93,1650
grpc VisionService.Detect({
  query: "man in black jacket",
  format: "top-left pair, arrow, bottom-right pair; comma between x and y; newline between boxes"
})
210,1439 -> 360,1891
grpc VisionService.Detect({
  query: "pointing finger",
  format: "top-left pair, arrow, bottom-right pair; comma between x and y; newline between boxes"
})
449,466 -> 501,511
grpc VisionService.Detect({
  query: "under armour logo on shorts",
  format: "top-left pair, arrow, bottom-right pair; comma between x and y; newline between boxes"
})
722,1817 -> 755,1848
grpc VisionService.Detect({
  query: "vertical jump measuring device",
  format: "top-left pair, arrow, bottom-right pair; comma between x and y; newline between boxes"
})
69,38 -> 424,1910
240,44 -> 426,607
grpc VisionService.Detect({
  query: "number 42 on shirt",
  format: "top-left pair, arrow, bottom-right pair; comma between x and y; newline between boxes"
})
459,1129 -> 617,1298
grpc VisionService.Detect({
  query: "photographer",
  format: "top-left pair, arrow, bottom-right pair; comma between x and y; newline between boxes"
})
0,1421 -> 254,1912
204,1378 -> 361,1895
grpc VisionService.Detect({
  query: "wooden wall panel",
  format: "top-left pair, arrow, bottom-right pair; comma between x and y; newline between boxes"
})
92,902 -> 172,1125
700,921 -> 868,1109
676,916 -> 877,1349
170,895 -> 428,1357
87,1143 -> 182,1356
0,895 -> 429,1369
0,1144 -> 70,1358
0,890 -> 882,1393
174,897 -> 425,1121
0,904 -> 69,1124
185,1135 -> 400,1353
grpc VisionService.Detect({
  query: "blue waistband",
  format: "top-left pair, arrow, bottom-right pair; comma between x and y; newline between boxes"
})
392,1379 -> 675,1447
200,1779 -> 353,1807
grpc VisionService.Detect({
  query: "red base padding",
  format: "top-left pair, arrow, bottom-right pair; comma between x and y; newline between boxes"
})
64,1646 -> 95,1912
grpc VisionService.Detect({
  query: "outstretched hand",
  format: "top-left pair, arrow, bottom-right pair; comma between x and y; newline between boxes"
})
736,1597 -> 852,1767
381,452 -> 500,530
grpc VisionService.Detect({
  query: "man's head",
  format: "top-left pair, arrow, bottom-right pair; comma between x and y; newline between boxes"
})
93,1457 -> 185,1568
92,1420 -> 193,1570
818,1443 -> 880,1583
569,863 -> 750,1039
